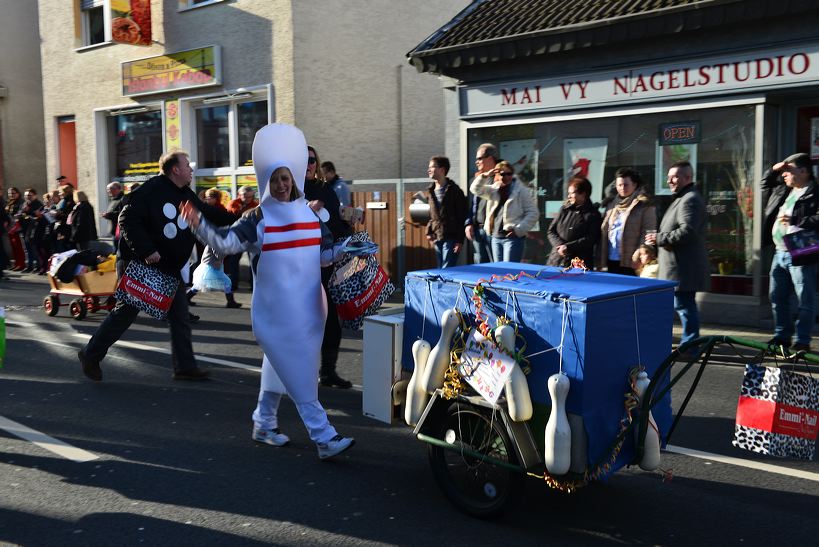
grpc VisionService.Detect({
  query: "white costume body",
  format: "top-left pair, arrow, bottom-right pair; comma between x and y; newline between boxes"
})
193,124 -> 340,443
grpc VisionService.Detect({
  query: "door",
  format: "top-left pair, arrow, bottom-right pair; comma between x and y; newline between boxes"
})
57,117 -> 78,187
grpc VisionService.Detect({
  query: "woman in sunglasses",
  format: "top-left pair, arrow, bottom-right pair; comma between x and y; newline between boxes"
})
471,161 -> 538,263
303,145 -> 355,389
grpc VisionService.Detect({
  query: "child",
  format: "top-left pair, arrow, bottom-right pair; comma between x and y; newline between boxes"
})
180,123 -> 354,460
632,244 -> 659,278
186,245 -> 242,308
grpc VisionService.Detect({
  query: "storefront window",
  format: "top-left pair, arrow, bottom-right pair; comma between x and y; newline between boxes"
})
237,101 -> 268,166
196,105 -> 229,168
468,104 -> 757,294
108,110 -> 163,183
192,99 -> 268,199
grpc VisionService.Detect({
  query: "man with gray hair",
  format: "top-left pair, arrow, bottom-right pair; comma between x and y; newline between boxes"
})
101,181 -> 124,247
465,143 -> 497,263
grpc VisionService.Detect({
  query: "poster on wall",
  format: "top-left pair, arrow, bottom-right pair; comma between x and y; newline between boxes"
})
563,138 -> 609,204
655,143 -> 698,195
500,139 -> 539,230
811,118 -> 819,160
111,0 -> 152,46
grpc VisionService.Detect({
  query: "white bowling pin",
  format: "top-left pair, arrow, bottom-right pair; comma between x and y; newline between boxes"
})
544,372 -> 571,475
419,309 -> 460,394
634,371 -> 662,471
392,379 -> 409,406
404,339 -> 431,426
496,324 -> 533,422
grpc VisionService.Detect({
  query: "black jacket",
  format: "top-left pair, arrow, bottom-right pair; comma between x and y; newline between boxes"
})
426,178 -> 467,242
546,200 -> 602,268
70,201 -> 98,244
118,175 -> 236,276
102,194 -> 124,237
304,178 -> 352,240
762,168 -> 819,265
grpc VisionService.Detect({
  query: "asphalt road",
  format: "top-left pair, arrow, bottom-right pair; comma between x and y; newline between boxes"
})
1,272 -> 818,546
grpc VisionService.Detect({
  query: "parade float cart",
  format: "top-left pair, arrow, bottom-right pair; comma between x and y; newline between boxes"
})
43,269 -> 117,320
402,262 -> 678,517
379,263 -> 819,517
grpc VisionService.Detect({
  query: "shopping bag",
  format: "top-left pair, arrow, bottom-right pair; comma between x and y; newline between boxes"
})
783,229 -> 819,258
328,232 -> 394,330
114,261 -> 180,320
733,363 -> 819,460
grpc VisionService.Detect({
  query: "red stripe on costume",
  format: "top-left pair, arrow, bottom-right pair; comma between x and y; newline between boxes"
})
262,237 -> 321,251
264,222 -> 320,233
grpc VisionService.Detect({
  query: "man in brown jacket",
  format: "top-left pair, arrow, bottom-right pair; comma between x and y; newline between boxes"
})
426,156 -> 467,268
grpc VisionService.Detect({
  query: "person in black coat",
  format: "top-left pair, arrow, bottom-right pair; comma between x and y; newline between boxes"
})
304,145 -> 354,389
546,176 -> 601,269
69,191 -> 98,251
78,150 -> 237,382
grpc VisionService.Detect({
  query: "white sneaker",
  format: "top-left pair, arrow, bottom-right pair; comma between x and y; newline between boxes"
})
316,435 -> 355,460
252,426 -> 290,447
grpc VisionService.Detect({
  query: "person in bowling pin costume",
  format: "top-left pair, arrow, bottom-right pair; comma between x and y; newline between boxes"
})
180,123 -> 355,460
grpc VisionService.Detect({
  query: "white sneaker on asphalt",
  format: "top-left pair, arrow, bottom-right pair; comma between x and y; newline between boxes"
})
316,435 -> 355,460
252,426 -> 290,447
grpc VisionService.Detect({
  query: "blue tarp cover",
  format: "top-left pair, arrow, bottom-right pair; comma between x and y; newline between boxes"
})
403,262 -> 677,472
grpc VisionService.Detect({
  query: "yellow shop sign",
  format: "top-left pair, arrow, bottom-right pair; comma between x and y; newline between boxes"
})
121,46 -> 222,97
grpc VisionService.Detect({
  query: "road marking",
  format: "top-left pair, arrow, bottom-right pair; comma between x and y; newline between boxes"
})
666,444 -> 819,482
0,415 -> 99,463
5,319 -> 37,328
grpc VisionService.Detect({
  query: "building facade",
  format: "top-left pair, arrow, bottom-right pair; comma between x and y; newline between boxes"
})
37,0 -> 466,213
408,0 -> 819,326
0,0 -> 46,193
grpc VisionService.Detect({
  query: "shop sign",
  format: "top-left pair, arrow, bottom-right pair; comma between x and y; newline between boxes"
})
658,121 -> 700,145
461,44 -> 819,117
121,46 -> 221,97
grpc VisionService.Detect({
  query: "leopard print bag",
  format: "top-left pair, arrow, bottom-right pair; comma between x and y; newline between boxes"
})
733,363 -> 819,460
328,231 -> 395,330
115,261 -> 180,321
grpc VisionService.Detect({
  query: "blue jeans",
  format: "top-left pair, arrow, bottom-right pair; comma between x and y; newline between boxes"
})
435,239 -> 460,268
491,235 -> 525,263
769,250 -> 817,345
674,290 -> 700,345
471,227 -> 491,264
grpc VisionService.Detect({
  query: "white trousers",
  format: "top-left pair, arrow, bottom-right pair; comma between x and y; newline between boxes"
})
252,390 -> 338,444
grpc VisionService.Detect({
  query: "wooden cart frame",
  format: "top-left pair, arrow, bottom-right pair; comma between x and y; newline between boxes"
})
43,269 -> 118,320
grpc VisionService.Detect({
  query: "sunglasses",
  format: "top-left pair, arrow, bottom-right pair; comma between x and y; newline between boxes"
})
308,157 -> 317,165
500,172 -> 513,177
475,154 -> 489,162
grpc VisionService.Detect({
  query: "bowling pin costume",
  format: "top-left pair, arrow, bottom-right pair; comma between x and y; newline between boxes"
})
191,123 -> 347,445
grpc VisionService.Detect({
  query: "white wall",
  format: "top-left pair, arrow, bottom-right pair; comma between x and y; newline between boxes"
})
292,0 -> 470,181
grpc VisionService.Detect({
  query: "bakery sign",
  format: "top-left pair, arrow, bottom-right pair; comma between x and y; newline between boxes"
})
121,46 -> 222,97
460,44 -> 819,117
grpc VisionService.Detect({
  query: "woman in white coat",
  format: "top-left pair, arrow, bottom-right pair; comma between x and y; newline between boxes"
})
180,123 -> 354,460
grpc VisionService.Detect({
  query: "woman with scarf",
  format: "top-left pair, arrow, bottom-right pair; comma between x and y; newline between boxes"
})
547,176 -> 601,269
599,167 -> 656,275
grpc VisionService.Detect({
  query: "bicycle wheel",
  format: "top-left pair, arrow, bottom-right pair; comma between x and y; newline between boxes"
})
428,402 -> 523,518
